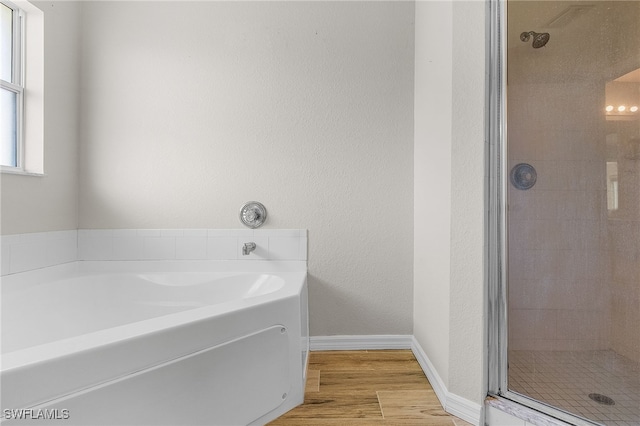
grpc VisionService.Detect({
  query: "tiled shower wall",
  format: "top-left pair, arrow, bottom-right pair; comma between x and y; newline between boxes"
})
607,102 -> 640,363
507,82 -> 610,351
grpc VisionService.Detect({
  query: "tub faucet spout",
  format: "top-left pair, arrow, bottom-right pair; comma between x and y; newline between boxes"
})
242,242 -> 256,256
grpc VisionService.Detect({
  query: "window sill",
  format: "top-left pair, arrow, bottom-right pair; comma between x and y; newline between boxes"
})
1,166 -> 45,177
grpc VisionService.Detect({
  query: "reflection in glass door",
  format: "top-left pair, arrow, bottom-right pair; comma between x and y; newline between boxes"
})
497,1 -> 640,425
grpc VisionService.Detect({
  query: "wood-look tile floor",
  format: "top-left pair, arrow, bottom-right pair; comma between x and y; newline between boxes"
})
268,350 -> 473,426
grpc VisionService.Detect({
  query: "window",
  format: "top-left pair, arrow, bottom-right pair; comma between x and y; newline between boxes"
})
1,0 -> 43,175
1,0 -> 22,168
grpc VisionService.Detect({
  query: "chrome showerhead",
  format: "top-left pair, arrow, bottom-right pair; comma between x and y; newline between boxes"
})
520,31 -> 550,48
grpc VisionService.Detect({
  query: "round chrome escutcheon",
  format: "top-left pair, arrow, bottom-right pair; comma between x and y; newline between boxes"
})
510,163 -> 537,190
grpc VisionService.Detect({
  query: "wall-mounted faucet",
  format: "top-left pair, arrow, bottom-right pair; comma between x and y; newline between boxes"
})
242,242 -> 256,256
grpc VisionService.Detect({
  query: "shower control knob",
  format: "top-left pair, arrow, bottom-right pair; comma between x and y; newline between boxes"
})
510,163 -> 537,190
239,202 -> 268,228
245,210 -> 257,222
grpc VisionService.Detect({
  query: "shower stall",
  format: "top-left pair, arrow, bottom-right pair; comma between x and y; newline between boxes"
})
488,1 -> 640,425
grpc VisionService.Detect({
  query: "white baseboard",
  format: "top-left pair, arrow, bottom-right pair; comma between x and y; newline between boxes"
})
309,334 -> 482,426
409,335 -> 448,406
410,336 -> 482,425
309,334 -> 413,351
446,392 -> 483,425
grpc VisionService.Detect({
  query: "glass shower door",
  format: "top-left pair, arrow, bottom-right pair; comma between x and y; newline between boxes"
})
504,1 -> 640,425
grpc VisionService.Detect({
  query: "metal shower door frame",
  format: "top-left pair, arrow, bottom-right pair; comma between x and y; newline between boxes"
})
485,1 -> 606,425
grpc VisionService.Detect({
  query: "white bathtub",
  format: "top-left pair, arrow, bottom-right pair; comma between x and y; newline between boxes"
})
0,260 -> 308,425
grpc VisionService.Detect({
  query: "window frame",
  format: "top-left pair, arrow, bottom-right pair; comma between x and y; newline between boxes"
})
1,0 -> 25,172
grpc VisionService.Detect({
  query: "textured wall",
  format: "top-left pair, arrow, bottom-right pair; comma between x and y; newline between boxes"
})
77,1 -> 415,336
413,0 -> 486,405
448,0 -> 486,404
413,0 -> 452,388
0,1 -> 80,235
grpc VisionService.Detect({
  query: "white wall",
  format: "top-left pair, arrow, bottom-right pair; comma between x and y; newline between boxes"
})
78,1 -> 415,336
448,0 -> 486,404
413,0 -> 453,388
0,1 -> 80,235
414,0 -> 486,407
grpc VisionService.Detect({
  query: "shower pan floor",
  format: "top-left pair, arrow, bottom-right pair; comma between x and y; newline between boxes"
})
509,350 -> 640,426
